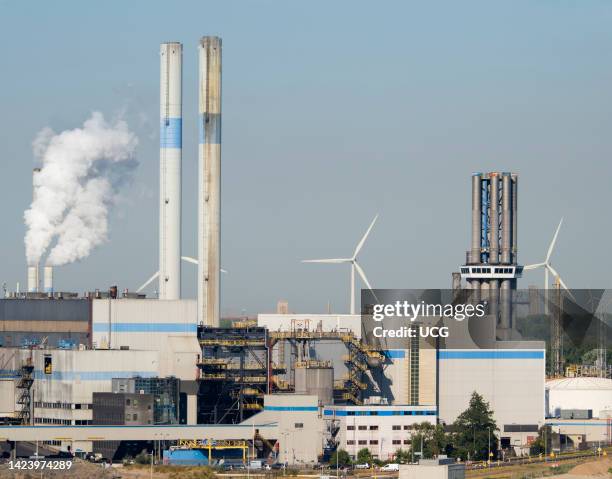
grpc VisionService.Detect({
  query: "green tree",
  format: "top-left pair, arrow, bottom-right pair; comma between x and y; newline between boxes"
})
329,449 -> 351,467
408,422 -> 451,459
394,448 -> 410,464
451,391 -> 498,461
356,447 -> 372,464
529,425 -> 552,456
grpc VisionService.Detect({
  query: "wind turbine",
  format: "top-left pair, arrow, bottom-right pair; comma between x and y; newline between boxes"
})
136,257 -> 227,294
302,214 -> 378,315
524,218 -> 572,312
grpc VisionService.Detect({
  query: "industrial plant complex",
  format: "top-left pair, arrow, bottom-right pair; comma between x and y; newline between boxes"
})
0,35 -> 610,474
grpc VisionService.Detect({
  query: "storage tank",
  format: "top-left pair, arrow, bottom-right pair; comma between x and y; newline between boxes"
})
294,363 -> 333,405
546,377 -> 612,418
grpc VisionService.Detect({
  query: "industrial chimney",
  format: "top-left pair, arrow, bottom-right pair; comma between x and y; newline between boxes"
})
27,168 -> 41,293
198,36 -> 222,327
460,172 -> 521,339
159,42 -> 183,300
43,265 -> 53,294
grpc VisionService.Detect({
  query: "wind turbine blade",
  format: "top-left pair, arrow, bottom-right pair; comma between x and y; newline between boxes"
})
301,258 -> 351,264
523,262 -> 546,271
546,218 -> 564,263
353,214 -> 379,258
182,256 -> 226,273
354,261 -> 379,305
181,256 -> 198,265
547,264 -> 575,300
353,262 -> 373,291
137,271 -> 159,293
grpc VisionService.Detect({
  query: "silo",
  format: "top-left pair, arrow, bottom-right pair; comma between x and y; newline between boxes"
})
294,363 -> 334,405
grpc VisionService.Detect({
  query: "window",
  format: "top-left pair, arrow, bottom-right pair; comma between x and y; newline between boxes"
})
346,440 -> 355,445
347,425 -> 355,431
369,425 -> 378,430
392,440 -> 401,445
404,439 -> 411,445
126,399 -> 131,406
404,425 -> 411,430
133,413 -> 138,420
358,440 -> 367,445
370,440 -> 378,445
392,425 -> 401,431
294,423 -> 303,429
358,425 -> 367,431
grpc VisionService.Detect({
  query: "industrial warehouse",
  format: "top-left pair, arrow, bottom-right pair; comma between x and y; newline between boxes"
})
0,33 -> 610,477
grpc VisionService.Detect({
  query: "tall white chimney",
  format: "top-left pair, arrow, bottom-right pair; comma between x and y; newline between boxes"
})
27,266 -> 38,293
43,266 -> 53,294
159,42 -> 183,300
198,37 -> 222,326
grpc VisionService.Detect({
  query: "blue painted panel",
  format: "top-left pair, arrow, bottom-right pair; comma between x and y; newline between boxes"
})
438,350 -> 544,360
160,118 -> 182,149
92,323 -> 197,333
383,350 -> 406,359
199,113 -> 221,145
34,370 -> 157,380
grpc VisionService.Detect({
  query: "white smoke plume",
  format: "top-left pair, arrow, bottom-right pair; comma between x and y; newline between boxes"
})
24,112 -> 138,266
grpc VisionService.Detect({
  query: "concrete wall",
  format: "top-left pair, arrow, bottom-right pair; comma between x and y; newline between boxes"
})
91,299 -> 197,351
0,379 -> 16,419
438,347 -> 545,448
242,394 -> 324,465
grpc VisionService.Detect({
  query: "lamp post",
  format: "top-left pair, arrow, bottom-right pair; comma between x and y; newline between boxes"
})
487,427 -> 491,468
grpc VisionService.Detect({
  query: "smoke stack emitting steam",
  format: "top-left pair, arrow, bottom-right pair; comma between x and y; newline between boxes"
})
24,112 -> 138,274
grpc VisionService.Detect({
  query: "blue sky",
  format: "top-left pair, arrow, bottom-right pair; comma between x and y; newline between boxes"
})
1,1 -> 611,314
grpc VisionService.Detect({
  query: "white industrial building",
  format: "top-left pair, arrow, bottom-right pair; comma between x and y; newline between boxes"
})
438,345 -> 546,453
546,377 -> 612,419
0,296 -> 200,454
324,404 -> 437,461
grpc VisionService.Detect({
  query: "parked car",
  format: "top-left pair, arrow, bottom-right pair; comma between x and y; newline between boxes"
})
355,462 -> 370,469
381,463 -> 400,471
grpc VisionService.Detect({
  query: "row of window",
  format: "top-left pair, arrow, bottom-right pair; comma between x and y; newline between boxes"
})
34,418 -> 71,425
341,410 -> 435,416
347,439 -> 412,446
34,418 -> 92,425
34,402 -> 92,410
462,267 -> 514,274
347,424 -> 416,431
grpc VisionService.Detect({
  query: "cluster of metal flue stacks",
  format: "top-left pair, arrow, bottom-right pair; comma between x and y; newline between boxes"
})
466,172 -> 520,337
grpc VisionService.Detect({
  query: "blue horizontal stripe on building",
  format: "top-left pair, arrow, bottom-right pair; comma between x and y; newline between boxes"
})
92,323 -> 197,333
324,409 -> 436,417
198,113 -> 221,144
160,118 -> 182,149
383,350 -> 406,359
438,350 -> 544,360
264,406 -> 318,412
34,371 -> 157,380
